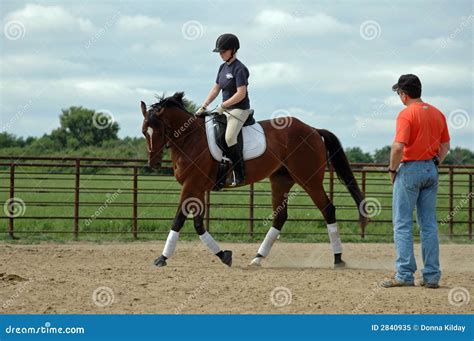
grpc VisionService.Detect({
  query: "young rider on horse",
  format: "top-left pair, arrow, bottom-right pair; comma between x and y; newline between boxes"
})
196,33 -> 251,186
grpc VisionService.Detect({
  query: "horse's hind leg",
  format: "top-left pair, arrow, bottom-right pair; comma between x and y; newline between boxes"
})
250,168 -> 294,266
193,204 -> 233,267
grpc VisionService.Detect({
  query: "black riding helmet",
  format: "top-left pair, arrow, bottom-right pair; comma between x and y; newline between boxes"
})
213,33 -> 240,53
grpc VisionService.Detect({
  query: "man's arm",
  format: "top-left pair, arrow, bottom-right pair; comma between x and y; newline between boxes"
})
438,141 -> 450,163
389,141 -> 405,184
389,141 -> 405,171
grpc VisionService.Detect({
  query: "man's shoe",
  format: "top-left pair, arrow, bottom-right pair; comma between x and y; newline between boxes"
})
420,280 -> 439,289
380,278 -> 414,288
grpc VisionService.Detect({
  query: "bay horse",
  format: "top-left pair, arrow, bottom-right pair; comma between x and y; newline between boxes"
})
140,92 -> 368,268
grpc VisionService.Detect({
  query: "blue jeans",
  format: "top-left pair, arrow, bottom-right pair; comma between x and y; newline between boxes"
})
392,160 -> 441,284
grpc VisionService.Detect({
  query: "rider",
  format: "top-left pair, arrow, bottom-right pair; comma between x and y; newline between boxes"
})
196,33 -> 251,186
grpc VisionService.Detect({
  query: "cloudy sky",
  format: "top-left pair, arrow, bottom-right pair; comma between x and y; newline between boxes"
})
1,0 -> 472,152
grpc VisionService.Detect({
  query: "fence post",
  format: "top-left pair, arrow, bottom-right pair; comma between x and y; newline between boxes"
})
74,159 -> 80,239
132,167 -> 138,239
249,184 -> 254,237
361,170 -> 366,239
469,173 -> 472,240
8,164 -> 15,239
204,191 -> 210,232
448,168 -> 454,239
329,164 -> 334,202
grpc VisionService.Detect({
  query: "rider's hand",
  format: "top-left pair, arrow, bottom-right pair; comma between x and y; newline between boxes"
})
215,104 -> 226,115
195,106 -> 207,115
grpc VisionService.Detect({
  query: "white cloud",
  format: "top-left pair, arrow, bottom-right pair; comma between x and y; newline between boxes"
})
255,9 -> 351,35
4,4 -> 95,33
383,96 -> 403,108
116,15 -> 163,31
353,115 -> 395,135
415,37 -> 464,50
1,54 -> 88,76
367,64 -> 470,89
250,62 -> 302,88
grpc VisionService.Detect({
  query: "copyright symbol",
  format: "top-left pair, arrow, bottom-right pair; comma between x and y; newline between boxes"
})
413,325 -> 419,331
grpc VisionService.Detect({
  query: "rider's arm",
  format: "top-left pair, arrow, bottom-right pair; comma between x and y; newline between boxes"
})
222,85 -> 246,108
202,83 -> 221,108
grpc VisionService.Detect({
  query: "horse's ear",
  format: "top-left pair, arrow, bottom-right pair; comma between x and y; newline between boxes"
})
140,101 -> 147,117
173,92 -> 184,104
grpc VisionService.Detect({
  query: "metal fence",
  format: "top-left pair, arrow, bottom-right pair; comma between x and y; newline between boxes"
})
0,156 -> 472,240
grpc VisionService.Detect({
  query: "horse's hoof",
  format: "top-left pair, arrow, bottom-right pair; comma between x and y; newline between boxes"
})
249,257 -> 263,267
221,250 -> 232,267
154,256 -> 167,267
334,260 -> 346,269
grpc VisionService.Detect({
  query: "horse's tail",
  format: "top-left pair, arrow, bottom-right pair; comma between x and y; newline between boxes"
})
316,129 -> 368,228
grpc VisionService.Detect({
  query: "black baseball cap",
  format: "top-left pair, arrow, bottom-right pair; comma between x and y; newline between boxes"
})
392,74 -> 422,93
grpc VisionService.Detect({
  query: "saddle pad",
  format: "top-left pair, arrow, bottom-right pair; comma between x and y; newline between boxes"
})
205,118 -> 267,162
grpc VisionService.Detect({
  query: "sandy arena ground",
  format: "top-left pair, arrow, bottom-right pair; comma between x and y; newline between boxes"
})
0,242 -> 472,314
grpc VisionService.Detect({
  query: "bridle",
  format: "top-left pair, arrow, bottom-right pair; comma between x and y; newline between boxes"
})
145,101 -> 202,155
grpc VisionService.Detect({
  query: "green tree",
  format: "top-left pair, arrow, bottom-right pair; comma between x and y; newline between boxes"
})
444,147 -> 474,165
345,147 -> 373,163
0,132 -> 26,148
59,106 -> 120,148
373,145 -> 391,164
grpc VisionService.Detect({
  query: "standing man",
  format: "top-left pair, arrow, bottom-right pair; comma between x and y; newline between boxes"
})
382,74 -> 450,289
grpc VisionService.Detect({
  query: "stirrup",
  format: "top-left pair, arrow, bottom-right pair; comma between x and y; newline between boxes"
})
230,171 -> 238,187
230,171 -> 244,187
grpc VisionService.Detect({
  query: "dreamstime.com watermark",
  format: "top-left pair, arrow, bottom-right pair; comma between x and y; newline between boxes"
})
2,280 -> 33,310
181,20 -> 203,40
3,197 -> 26,218
263,188 -> 300,226
181,197 -> 204,218
4,322 -> 85,335
173,115 -> 197,138
436,15 -> 473,51
351,280 -> 384,313
440,192 -> 473,225
84,189 -> 122,226
352,103 -> 386,138
270,286 -> 292,307
175,280 -> 209,314
448,287 -> 470,307
92,286 -> 115,307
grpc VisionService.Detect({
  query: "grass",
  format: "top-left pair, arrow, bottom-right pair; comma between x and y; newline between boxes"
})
0,165 -> 472,244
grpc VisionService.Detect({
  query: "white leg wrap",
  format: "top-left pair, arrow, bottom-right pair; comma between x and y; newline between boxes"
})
257,227 -> 280,257
163,230 -> 179,258
327,223 -> 342,254
199,231 -> 221,254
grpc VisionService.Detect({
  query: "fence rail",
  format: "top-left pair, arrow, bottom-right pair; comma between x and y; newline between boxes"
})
1,156 -> 472,240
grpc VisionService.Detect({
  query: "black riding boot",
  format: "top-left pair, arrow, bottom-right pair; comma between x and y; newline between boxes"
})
227,144 -> 245,186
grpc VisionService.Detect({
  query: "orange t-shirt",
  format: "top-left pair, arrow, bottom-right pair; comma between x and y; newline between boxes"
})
394,102 -> 450,162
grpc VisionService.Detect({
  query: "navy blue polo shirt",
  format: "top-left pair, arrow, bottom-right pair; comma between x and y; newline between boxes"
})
215,59 -> 250,109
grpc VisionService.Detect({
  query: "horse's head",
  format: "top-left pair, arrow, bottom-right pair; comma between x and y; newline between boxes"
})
140,92 -> 187,169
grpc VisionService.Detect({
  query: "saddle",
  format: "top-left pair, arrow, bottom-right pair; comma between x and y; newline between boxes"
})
204,110 -> 266,191
213,110 -> 256,156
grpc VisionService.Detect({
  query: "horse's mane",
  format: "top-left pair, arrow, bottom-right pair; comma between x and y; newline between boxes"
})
149,92 -> 192,116
147,92 -> 202,131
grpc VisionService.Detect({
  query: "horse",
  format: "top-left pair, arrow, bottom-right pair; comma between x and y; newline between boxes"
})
140,92 -> 368,268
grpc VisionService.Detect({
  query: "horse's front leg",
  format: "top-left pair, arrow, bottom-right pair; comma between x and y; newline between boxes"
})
154,205 -> 187,267
154,192 -> 232,267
